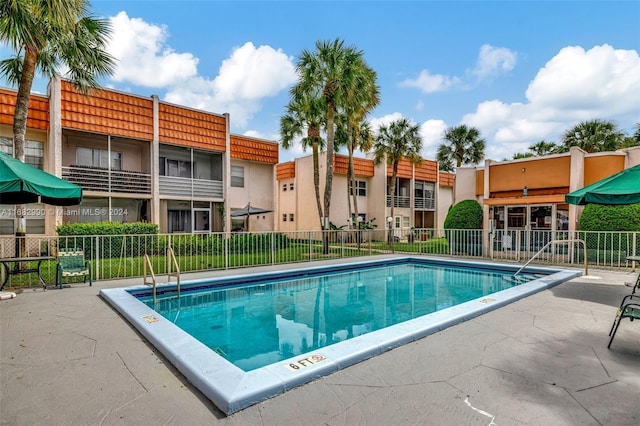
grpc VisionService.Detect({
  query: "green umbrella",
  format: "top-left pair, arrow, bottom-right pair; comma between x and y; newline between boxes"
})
565,164 -> 640,205
0,152 -> 82,206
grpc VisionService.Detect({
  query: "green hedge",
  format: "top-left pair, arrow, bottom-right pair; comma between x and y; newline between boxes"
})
444,200 -> 483,255
444,200 -> 483,229
578,204 -> 640,252
578,204 -> 640,232
56,222 -> 159,258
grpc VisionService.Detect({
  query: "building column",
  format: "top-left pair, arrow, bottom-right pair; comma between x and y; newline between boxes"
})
483,160 -> 492,256
47,76 -> 63,234
568,147 -> 586,232
151,95 -> 160,228
224,113 -> 231,234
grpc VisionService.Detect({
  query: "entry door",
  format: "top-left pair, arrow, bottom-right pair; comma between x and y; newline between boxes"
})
193,208 -> 210,232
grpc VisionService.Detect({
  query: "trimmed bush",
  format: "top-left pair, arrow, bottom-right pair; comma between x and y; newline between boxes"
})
578,204 -> 640,232
443,199 -> 483,229
56,222 -> 158,258
444,200 -> 483,255
578,204 -> 640,254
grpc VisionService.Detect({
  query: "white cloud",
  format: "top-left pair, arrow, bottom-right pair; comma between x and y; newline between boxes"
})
165,42 -> 296,127
419,119 -> 448,160
399,70 -> 460,94
108,11 -> 198,87
369,112 -> 406,134
400,44 -> 515,95
462,44 -> 640,161
471,44 -> 517,80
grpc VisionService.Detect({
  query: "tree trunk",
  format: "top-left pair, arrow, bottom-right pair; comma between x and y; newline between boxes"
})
13,46 -> 38,259
322,103 -> 336,254
310,134 -> 323,230
389,162 -> 398,252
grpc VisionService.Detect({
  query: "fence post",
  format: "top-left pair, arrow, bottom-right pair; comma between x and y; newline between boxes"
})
95,235 -> 100,281
271,232 -> 275,265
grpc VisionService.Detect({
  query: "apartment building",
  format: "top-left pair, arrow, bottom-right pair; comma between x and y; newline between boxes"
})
456,145 -> 640,236
275,152 -> 455,234
0,78 -> 278,235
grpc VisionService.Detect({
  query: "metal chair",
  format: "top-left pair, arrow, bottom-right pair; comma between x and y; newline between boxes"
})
608,293 -> 640,348
56,249 -> 92,289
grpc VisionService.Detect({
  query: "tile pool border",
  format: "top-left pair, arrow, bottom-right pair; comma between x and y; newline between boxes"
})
99,257 -> 581,415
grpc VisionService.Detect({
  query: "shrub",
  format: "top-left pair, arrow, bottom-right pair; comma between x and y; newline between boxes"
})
578,204 -> 640,231
56,222 -> 158,258
443,199 -> 483,229
577,203 -> 640,253
444,200 -> 483,255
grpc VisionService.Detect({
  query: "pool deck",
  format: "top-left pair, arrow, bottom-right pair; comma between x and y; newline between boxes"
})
2,255 -> 639,425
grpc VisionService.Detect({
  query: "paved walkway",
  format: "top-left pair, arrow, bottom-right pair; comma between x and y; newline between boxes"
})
1,260 -> 639,425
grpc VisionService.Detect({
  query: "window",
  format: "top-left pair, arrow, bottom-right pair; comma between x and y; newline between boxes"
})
403,216 -> 410,228
349,180 -> 367,196
231,166 -> 244,188
164,158 -> 191,178
289,214 -> 294,222
289,183 -> 294,191
282,184 -> 287,192
76,147 -> 122,170
282,214 -> 287,222
0,137 -> 44,169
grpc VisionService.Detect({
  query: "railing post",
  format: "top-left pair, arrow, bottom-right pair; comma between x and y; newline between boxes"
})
95,235 -> 100,281
271,232 -> 275,265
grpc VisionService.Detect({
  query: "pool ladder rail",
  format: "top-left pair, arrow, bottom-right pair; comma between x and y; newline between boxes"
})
514,238 -> 588,277
143,247 -> 181,303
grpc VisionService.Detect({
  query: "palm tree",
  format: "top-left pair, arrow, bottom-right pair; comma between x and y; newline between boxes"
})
373,118 -> 423,250
436,124 -> 485,171
528,140 -> 558,156
340,65 -> 379,231
560,119 -> 625,153
0,0 -> 115,238
280,90 -> 326,227
293,39 -> 370,231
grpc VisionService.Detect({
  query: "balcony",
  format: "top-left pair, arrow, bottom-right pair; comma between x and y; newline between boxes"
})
386,195 -> 410,208
62,165 -> 151,194
414,197 -> 436,210
159,176 -> 223,199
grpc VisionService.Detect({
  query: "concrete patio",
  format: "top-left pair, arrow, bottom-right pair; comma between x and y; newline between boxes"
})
1,259 -> 639,425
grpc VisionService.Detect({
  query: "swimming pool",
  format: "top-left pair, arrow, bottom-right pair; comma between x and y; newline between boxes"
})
100,256 -> 581,415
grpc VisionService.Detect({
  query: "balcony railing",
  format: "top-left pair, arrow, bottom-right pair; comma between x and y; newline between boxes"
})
159,176 -> 223,198
414,197 -> 436,210
386,195 -> 410,208
62,165 -> 151,194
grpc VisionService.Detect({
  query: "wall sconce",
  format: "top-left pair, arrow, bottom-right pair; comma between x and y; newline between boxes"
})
523,186 -> 528,197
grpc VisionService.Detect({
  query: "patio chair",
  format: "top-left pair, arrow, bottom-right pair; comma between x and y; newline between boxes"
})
608,293 -> 640,348
56,249 -> 92,289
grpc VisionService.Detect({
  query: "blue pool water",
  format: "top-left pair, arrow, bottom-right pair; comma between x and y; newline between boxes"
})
138,261 -> 541,371
100,256 -> 581,414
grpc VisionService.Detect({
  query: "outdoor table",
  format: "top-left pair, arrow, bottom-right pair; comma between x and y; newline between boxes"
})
627,255 -> 640,272
0,256 -> 54,291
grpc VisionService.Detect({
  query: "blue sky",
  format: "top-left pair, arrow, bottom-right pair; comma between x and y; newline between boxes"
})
6,0 -> 640,164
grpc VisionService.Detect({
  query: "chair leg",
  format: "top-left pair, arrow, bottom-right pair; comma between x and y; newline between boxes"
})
608,316 -> 623,348
609,309 -> 622,336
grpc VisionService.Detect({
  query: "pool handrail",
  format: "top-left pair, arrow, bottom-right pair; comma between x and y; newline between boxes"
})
514,239 -> 588,277
143,253 -> 157,302
167,246 -> 181,297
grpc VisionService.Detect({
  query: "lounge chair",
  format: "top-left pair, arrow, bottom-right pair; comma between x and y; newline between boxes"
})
56,249 -> 92,289
608,294 -> 640,348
